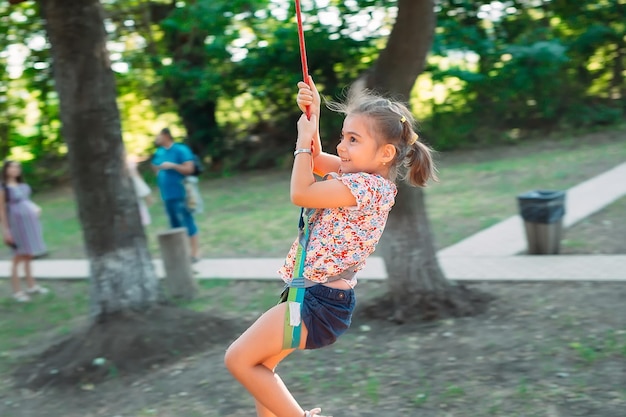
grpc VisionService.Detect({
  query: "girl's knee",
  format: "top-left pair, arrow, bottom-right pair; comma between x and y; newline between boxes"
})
224,339 -> 274,376
224,343 -> 243,375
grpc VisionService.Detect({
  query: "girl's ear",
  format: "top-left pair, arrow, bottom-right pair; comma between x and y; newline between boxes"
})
379,143 -> 396,165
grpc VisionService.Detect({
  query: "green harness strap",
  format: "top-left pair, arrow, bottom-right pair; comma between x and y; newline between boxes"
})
282,208 -> 312,350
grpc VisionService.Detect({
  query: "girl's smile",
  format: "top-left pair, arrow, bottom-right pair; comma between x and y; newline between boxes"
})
337,114 -> 380,174
337,114 -> 394,177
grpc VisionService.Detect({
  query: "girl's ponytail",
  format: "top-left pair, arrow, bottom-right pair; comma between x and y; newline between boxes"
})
397,112 -> 437,187
402,139 -> 438,187
329,88 -> 438,187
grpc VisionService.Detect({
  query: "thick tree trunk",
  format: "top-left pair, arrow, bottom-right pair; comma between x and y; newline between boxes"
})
361,0 -> 487,322
365,0 -> 436,99
178,99 -> 218,156
382,182 -> 452,322
0,123 -> 9,160
39,0 -> 159,318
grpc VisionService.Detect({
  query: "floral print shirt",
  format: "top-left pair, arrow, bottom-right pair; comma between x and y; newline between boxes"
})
279,172 -> 397,286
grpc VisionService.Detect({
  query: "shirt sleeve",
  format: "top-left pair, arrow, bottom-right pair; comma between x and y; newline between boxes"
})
338,173 -> 393,212
177,144 -> 194,163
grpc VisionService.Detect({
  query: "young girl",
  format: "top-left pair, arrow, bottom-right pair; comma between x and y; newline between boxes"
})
224,78 -> 437,417
0,160 -> 49,302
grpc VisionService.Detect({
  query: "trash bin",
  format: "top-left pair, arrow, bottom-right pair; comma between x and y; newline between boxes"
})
517,190 -> 566,255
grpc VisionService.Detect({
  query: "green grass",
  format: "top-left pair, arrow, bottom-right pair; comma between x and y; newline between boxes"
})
0,279 -> 281,374
0,281 -> 89,372
569,330 -> 626,364
426,131 -> 626,248
22,126 -> 624,260
31,170 -> 297,260
174,278 -> 281,313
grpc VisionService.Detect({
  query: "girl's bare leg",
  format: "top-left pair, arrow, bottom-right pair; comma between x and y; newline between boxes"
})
254,378 -> 325,417
225,302 -> 309,417
10,255 -> 22,293
254,350 -> 297,417
23,255 -> 36,288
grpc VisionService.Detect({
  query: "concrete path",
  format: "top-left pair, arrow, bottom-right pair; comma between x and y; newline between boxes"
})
0,162 -> 624,283
7,254 -> 623,282
438,162 -> 626,257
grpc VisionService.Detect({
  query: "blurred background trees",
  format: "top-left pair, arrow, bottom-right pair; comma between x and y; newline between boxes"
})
1,0 -> 624,185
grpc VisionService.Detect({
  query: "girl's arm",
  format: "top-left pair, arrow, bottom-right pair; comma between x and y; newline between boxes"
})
296,78 -> 340,176
312,152 -> 340,177
0,188 -> 12,242
291,114 -> 356,209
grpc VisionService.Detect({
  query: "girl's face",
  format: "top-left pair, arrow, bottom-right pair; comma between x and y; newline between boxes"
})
5,162 -> 21,179
336,114 -> 393,176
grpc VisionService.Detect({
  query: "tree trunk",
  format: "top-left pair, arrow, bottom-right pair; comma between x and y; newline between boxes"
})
39,0 -> 159,318
178,98 -> 219,157
361,0 -> 488,322
0,123 -> 9,160
382,182 -> 452,322
365,0 -> 436,99
611,38 -> 625,100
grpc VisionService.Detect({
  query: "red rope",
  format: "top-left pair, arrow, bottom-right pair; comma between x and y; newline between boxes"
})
295,0 -> 311,119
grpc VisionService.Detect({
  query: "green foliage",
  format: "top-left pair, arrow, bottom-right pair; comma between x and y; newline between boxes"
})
1,0 -> 624,178
0,0 -> 67,187
0,1 -> 53,162
446,39 -> 571,129
563,102 -> 624,127
147,0 -> 386,169
426,0 -> 625,149
227,2 -> 379,163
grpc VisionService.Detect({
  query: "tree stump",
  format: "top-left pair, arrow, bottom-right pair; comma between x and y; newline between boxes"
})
157,228 -> 197,300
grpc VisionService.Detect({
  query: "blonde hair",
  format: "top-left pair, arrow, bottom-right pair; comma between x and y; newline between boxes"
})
327,90 -> 437,187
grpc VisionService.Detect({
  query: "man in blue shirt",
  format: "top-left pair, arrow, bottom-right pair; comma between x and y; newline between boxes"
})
152,128 -> 200,262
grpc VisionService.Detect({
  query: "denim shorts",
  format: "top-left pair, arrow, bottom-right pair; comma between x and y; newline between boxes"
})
282,285 -> 356,350
164,198 -> 198,236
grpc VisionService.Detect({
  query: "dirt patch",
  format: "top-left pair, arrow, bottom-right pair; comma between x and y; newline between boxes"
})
12,305 -> 245,389
359,282 -> 494,323
1,281 -> 624,417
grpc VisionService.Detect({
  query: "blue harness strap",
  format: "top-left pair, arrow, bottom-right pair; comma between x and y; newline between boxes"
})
282,208 -> 312,350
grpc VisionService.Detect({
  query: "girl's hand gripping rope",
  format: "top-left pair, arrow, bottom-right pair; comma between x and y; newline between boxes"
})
297,77 -> 320,117
297,77 -> 322,158
296,113 -> 318,151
